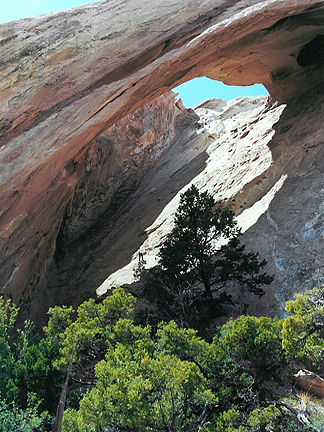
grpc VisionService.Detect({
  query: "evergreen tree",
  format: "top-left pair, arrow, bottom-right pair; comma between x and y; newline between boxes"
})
281,286 -> 324,368
158,185 -> 273,302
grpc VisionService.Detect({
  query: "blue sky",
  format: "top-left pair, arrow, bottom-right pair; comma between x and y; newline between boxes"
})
0,0 -> 268,107
0,0 -> 102,23
174,78 -> 267,107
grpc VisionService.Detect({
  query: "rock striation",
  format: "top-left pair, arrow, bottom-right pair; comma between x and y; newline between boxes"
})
34,92 -> 204,322
1,0 -> 324,324
97,95 -> 285,297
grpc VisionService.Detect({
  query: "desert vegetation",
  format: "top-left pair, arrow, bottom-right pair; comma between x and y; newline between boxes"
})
1,287 -> 324,431
1,186 -> 324,431
139,185 -> 273,329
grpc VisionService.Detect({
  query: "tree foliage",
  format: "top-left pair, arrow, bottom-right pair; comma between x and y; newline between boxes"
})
218,315 -> 285,382
0,399 -> 48,432
281,286 -> 324,367
62,319 -> 216,432
0,297 -> 19,400
45,286 -> 136,430
2,285 -> 324,431
44,286 -> 135,371
0,296 -> 63,415
158,185 -> 273,302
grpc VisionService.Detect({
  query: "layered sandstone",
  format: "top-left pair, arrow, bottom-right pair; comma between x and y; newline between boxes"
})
1,0 -> 324,323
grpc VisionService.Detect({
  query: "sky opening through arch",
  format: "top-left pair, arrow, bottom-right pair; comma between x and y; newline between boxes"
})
173,77 -> 268,108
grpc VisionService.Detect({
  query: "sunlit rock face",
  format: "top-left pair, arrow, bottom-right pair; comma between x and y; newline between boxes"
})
97,96 -> 285,296
1,0 -> 324,324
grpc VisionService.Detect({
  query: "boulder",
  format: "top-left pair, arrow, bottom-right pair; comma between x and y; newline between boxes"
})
294,370 -> 324,398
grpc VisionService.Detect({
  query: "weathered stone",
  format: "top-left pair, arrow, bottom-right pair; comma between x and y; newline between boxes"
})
294,370 -> 324,397
1,0 -> 324,324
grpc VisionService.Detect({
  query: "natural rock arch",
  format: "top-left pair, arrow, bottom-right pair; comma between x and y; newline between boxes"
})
1,0 -> 324,323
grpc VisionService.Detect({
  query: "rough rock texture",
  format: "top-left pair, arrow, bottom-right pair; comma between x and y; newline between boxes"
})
294,370 -> 324,397
1,0 -> 324,324
35,92 -> 205,322
97,95 -> 284,297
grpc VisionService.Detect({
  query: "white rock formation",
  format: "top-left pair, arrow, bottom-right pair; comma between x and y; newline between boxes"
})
97,96 -> 286,296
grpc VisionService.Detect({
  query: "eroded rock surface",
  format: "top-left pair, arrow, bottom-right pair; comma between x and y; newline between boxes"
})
1,0 -> 324,324
33,92 -> 205,323
97,95 -> 284,296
